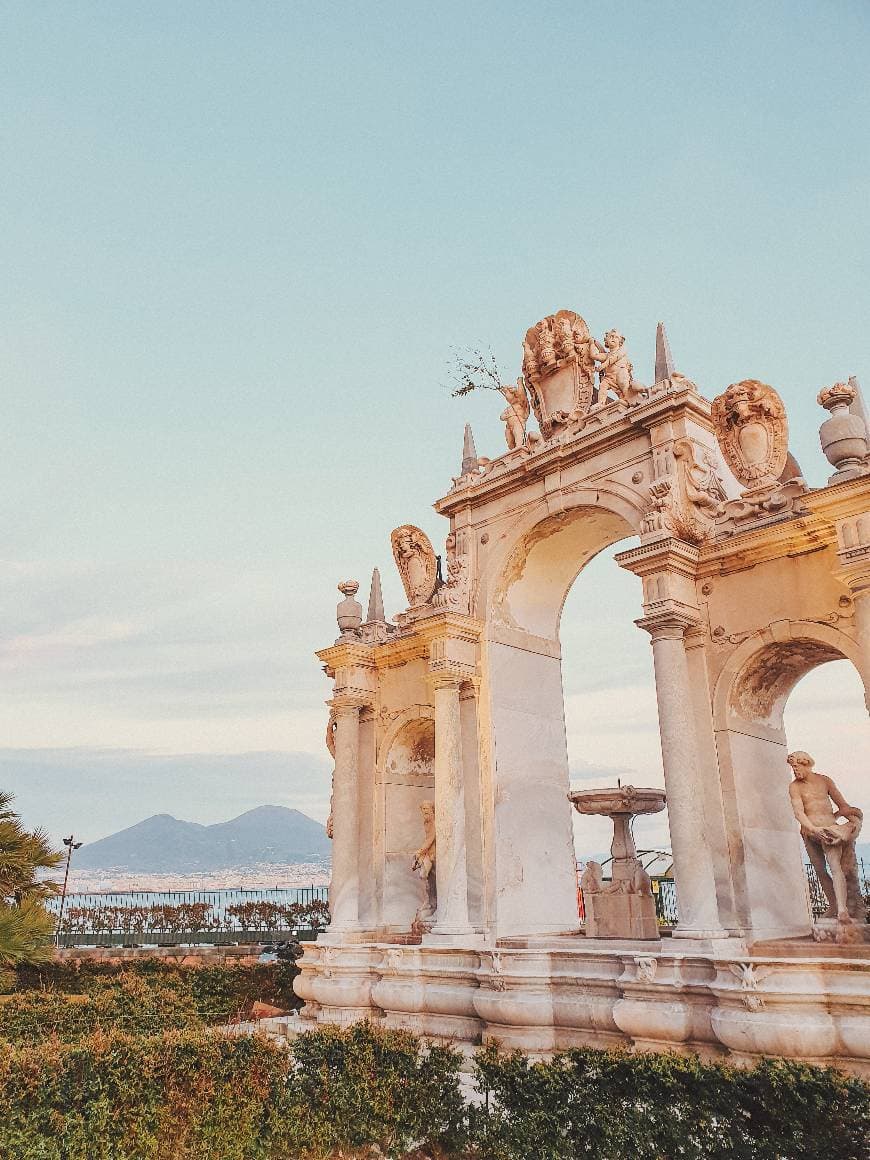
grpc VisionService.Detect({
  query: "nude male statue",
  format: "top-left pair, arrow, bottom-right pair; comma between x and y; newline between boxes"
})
787,751 -> 864,923
411,799 -> 437,922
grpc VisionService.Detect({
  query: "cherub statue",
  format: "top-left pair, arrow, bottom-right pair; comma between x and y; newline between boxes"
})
412,799 -> 437,922
590,329 -> 647,408
498,378 -> 531,450
787,751 -> 864,923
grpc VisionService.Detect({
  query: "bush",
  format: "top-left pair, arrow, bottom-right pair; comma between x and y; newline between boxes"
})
14,958 -> 301,1019
284,1021 -> 468,1157
473,1045 -> 870,1160
0,1029 -> 289,1160
0,1023 -> 469,1160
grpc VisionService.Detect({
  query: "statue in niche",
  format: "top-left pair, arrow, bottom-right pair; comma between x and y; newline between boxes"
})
499,377 -> 531,450
412,799 -> 437,923
391,525 -> 438,607
787,751 -> 864,924
590,329 -> 647,408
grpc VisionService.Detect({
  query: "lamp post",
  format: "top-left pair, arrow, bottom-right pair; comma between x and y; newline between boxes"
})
56,835 -> 82,945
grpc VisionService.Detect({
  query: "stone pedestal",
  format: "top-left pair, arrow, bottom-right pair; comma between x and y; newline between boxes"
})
585,892 -> 659,940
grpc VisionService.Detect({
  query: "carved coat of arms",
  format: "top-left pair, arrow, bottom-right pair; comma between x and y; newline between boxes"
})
710,380 -> 788,489
391,524 -> 438,607
522,310 -> 596,436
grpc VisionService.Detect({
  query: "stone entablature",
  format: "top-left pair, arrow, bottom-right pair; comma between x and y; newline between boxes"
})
300,308 -> 870,1067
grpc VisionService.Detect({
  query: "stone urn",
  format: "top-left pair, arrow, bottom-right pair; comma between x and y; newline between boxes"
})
818,382 -> 868,480
336,580 -> 362,636
569,786 -> 666,940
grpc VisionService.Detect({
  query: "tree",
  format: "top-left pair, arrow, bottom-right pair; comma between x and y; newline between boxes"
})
0,792 -> 62,987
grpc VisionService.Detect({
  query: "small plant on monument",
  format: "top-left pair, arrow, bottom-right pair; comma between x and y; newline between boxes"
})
0,791 -> 62,991
445,344 -> 504,399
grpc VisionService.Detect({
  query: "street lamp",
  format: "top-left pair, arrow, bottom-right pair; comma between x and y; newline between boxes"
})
56,835 -> 83,944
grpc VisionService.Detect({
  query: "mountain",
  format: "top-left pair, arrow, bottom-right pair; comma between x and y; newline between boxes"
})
75,806 -> 331,873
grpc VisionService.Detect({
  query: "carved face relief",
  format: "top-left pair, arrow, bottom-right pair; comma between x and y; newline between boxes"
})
711,380 -> 788,488
390,524 -> 438,606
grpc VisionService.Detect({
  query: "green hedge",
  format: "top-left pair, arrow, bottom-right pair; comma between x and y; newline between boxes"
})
10,958 -> 299,1032
0,1020 -> 867,1159
0,1029 -> 289,1160
0,1023 -> 466,1160
474,1045 -> 870,1160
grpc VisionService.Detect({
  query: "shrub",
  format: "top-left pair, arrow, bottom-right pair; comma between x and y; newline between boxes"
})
15,958 -> 302,1018
0,1029 -> 289,1160
284,1021 -> 468,1157
473,1045 -> 870,1160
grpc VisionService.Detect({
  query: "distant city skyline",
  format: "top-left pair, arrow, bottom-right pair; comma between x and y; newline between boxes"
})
1,3 -> 868,858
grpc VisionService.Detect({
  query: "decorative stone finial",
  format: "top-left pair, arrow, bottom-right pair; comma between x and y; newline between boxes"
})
366,567 -> 385,623
818,381 -> 868,481
336,580 -> 362,638
654,322 -> 675,384
460,424 -> 479,475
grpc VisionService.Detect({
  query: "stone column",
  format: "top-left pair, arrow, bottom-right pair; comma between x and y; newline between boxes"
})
637,612 -> 726,939
834,526 -> 870,712
431,674 -> 473,937
327,698 -> 364,933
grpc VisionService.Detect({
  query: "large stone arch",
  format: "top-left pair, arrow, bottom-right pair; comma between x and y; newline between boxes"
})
711,621 -> 865,940
478,490 -> 644,936
478,485 -> 645,636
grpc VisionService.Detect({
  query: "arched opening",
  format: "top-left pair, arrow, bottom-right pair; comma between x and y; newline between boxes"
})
380,715 -> 434,932
783,659 -> 869,919
560,546 -> 663,869
485,499 -> 647,936
714,623 -> 868,939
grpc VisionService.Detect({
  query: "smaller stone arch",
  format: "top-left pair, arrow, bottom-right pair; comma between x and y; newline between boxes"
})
713,620 -> 862,735
378,709 -> 436,932
711,619 -> 864,940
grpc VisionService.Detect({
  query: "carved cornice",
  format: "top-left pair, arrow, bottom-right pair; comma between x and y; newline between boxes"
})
319,611 -> 483,673
435,385 -> 714,518
692,477 -> 870,577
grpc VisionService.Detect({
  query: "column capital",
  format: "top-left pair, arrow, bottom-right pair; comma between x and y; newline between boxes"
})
328,694 -> 370,715
614,536 -> 701,581
427,668 -> 466,693
635,606 -> 701,641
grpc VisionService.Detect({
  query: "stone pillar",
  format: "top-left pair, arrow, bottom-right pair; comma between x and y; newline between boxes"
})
834,522 -> 870,712
430,674 -> 472,937
328,698 -> 364,933
637,612 -> 726,939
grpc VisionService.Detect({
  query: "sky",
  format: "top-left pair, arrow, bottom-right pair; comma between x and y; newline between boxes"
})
1,2 -> 868,854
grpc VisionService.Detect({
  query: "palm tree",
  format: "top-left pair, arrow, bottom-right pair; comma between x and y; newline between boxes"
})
0,791 -> 63,987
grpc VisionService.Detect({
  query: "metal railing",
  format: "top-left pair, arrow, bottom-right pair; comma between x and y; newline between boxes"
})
578,860 -> 870,929
49,886 -> 330,948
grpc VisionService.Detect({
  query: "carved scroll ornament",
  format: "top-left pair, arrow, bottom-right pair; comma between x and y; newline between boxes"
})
711,379 -> 788,489
391,524 -> 438,607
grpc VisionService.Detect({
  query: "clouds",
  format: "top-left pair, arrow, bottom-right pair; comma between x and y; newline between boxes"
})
0,557 -> 331,752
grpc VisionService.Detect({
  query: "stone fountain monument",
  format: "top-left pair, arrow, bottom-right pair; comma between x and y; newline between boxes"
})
295,311 -> 870,1074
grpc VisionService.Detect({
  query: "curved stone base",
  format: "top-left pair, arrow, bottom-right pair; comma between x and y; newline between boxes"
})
294,937 -> 870,1075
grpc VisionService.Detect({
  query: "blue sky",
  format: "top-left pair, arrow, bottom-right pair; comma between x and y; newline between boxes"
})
1,2 -> 868,848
